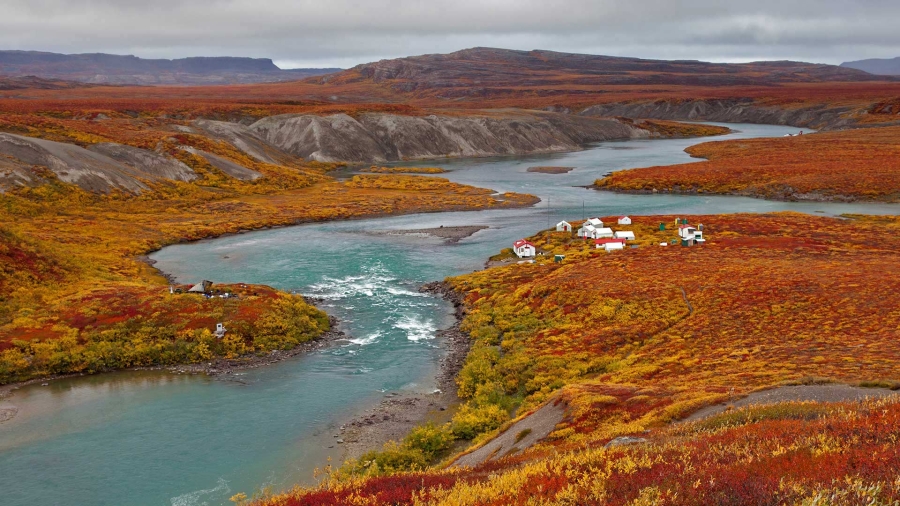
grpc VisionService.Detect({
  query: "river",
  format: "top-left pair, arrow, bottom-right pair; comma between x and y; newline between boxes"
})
2,123 -> 898,506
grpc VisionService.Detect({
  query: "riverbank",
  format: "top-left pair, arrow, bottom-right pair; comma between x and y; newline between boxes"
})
335,281 -> 470,462
589,184 -> 866,203
0,316 -> 346,404
160,316 -> 348,378
1,172 -> 540,386
594,126 -> 900,204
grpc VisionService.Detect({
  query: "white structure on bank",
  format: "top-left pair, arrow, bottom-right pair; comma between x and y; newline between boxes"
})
679,224 -> 705,246
513,239 -> 536,258
595,238 -> 626,251
594,227 -> 614,239
679,224 -> 697,239
614,231 -> 635,241
214,323 -> 227,338
580,224 -> 614,239
586,217 -> 604,227
556,220 -> 572,232
618,216 -> 632,225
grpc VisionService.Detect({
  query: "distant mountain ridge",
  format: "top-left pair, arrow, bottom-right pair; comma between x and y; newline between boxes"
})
841,57 -> 900,76
317,47 -> 883,95
0,50 -> 340,85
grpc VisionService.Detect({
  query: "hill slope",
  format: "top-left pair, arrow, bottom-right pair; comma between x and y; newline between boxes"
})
842,57 -> 900,76
321,47 -> 882,96
0,50 -> 340,85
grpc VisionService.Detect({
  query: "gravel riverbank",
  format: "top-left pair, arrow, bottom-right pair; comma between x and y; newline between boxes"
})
335,281 -> 470,462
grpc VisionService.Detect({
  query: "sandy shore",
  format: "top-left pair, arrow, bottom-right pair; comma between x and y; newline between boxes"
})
368,225 -> 489,244
335,281 -> 470,461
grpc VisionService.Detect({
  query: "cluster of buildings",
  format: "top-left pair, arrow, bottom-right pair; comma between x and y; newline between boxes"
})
513,216 -> 707,258
574,216 -> 636,252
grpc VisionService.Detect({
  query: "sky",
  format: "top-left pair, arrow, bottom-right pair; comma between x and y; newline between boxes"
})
1,0 -> 898,69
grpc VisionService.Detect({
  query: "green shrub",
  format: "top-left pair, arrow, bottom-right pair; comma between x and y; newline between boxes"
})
344,442 -> 428,476
456,345 -> 501,399
403,423 -> 455,460
451,404 -> 510,439
514,428 -> 532,443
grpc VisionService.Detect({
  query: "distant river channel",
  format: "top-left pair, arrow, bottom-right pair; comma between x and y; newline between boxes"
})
2,123 -> 898,506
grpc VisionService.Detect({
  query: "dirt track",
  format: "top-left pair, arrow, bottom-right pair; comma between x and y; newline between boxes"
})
682,384 -> 899,423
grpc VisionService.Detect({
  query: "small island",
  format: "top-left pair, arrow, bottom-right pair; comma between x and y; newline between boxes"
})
527,166 -> 574,174
370,225 -> 489,243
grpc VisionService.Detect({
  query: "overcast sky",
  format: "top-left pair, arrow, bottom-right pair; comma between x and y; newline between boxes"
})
2,0 -> 898,68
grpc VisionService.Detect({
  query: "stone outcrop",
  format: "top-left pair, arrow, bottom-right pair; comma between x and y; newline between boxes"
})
0,134 -> 203,193
193,120 -> 296,165
250,111 -> 650,163
0,133 -> 152,193
88,143 -> 196,182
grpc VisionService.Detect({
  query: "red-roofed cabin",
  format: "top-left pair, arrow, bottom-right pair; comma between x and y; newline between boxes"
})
513,239 -> 536,258
595,238 -> 626,251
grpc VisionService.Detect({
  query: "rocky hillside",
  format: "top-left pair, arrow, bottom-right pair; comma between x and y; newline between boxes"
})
0,133 -> 198,193
0,51 -> 340,85
249,111 -> 652,163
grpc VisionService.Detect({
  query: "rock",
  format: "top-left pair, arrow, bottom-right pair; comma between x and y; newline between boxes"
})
605,436 -> 648,448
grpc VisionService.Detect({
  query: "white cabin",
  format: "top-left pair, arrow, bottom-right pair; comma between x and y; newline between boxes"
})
614,231 -> 635,241
678,225 -> 697,240
593,227 -> 614,239
595,238 -> 626,251
586,217 -> 604,228
556,221 -> 572,232
513,239 -> 536,258
581,226 -> 613,239
617,216 -> 632,225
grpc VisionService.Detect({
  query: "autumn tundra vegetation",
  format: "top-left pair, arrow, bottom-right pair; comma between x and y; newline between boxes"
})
4,47 -> 900,504
259,213 -> 900,505
0,165 -> 537,384
0,98 -> 543,384
596,126 -> 900,202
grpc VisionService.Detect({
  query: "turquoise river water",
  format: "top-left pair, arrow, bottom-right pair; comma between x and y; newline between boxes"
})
2,123 -> 899,506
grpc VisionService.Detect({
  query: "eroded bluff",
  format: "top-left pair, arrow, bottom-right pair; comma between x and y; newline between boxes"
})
249,111 -> 651,163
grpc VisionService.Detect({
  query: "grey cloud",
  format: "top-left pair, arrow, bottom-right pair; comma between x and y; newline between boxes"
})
1,1 -> 899,67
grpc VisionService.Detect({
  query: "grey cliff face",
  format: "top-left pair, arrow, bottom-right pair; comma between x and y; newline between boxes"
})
250,111 -> 647,163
